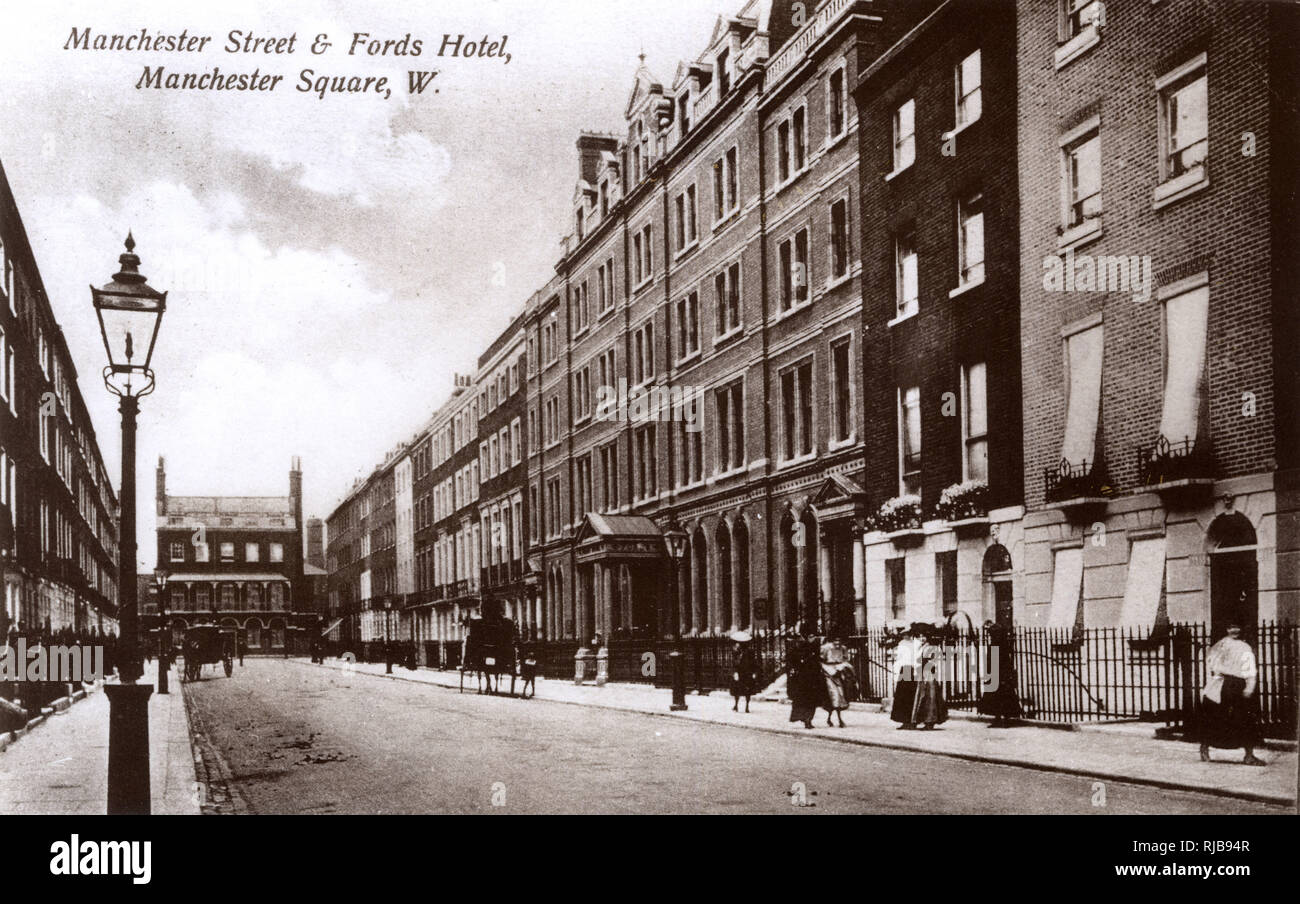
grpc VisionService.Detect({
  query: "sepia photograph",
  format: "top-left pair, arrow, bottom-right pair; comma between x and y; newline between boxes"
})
0,0 -> 1296,878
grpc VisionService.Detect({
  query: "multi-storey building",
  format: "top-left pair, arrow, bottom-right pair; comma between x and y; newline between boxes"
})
1017,0 -> 1297,636
855,0 -> 1022,632
0,157 -> 120,640
476,317 -> 529,635
152,456 -> 309,652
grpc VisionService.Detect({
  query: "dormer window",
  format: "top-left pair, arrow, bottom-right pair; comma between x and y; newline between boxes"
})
717,49 -> 730,95
600,180 -> 609,216
678,93 -> 691,138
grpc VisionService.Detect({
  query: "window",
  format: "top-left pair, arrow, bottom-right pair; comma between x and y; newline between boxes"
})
887,557 -> 906,620
894,228 -> 918,318
1063,128 -> 1101,228
245,542 -> 260,562
958,193 -> 985,286
1061,323 -> 1104,470
573,367 -> 592,423
715,382 -> 744,472
1061,0 -> 1103,42
1158,57 -> 1208,182
830,199 -> 849,280
634,224 -> 654,284
780,362 -> 814,461
170,542 -> 185,562
779,228 -> 810,312
678,92 -> 691,138
529,484 -> 540,541
893,99 -> 915,172
634,425 -> 657,500
678,417 -> 703,486
220,542 -> 235,563
899,386 -> 922,495
793,106 -> 806,171
511,418 -> 522,465
546,477 -> 562,537
597,347 -> 616,396
828,67 -> 846,139
248,584 -> 263,609
600,180 -> 609,216
574,281 -> 590,334
0,325 -> 12,412
676,291 -> 700,360
196,586 -> 210,609
717,49 -> 730,95
575,455 -> 593,518
937,550 -> 958,617
778,119 -> 791,184
1158,284 -> 1209,446
271,584 -> 285,607
221,584 -> 235,607
713,146 -> 739,221
675,185 -> 697,250
599,442 -> 619,511
955,50 -> 981,129
715,262 -> 741,336
777,107 -> 806,183
633,321 -> 654,385
832,339 -> 852,443
962,362 -> 989,482
195,542 -> 210,563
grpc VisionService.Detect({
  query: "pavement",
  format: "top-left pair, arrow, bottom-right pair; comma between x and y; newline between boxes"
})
301,656 -> 1298,808
0,660 -> 199,815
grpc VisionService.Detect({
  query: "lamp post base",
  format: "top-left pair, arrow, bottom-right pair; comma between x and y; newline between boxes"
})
105,682 -> 153,815
668,649 -> 688,711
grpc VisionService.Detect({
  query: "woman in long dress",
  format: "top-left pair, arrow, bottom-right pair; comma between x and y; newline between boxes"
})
1197,625 -> 1265,765
788,638 -> 830,729
890,629 -> 920,729
820,639 -> 854,727
911,628 -> 949,729
977,620 -> 1020,726
730,637 -> 760,713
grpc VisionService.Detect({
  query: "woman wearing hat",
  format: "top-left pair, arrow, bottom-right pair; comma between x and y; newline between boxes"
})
729,631 -> 760,713
1196,624 -> 1266,766
911,623 -> 949,729
820,638 -> 855,727
787,637 -> 830,729
890,626 -> 921,729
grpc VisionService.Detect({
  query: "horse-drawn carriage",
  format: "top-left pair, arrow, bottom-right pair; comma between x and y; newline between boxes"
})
459,601 -> 519,696
181,624 -> 236,682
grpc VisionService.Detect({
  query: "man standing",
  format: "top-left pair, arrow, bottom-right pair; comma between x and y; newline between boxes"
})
1198,624 -> 1266,766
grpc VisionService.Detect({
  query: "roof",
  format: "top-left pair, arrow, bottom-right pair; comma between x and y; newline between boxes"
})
582,513 -> 663,538
166,496 -> 292,515
166,573 -> 292,583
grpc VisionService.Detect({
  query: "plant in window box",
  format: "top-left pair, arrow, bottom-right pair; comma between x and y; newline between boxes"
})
875,495 -> 923,543
935,480 -> 989,523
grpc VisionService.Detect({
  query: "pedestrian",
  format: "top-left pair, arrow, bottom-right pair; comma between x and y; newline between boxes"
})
820,638 -> 855,727
729,631 -> 760,713
977,619 -> 1020,727
890,626 -> 920,729
518,637 -> 538,699
912,623 -> 949,730
787,638 -> 829,729
1197,624 -> 1266,766
237,633 -> 246,666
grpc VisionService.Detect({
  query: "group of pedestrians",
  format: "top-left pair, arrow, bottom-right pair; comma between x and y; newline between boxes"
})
782,636 -> 858,729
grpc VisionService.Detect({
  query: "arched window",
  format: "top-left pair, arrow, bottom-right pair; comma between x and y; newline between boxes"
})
716,522 -> 733,631
801,510 -> 819,629
693,528 -> 709,633
734,519 -> 751,630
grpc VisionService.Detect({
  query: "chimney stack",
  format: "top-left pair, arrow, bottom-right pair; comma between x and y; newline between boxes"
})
156,456 -> 167,516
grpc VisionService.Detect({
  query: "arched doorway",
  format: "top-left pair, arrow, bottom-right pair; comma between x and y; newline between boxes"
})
692,528 -> 709,633
734,519 -> 751,630
1207,512 -> 1258,641
679,542 -> 693,635
780,512 -> 798,628
245,618 -> 264,650
982,544 -> 1014,629
716,522 -> 733,632
801,510 -> 819,630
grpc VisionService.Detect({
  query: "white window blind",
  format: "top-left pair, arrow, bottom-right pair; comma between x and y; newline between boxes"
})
1061,324 -> 1104,466
1158,286 -> 1209,444
1118,537 -> 1166,629
1047,546 -> 1084,630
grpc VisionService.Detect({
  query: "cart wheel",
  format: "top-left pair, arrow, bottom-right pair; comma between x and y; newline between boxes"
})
224,657 -> 233,678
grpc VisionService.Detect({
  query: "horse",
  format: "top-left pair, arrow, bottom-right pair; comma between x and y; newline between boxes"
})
459,613 -> 518,696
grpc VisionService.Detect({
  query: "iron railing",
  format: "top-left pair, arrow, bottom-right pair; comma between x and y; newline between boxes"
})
1135,435 -> 1213,487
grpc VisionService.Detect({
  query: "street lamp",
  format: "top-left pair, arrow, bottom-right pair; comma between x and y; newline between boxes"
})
384,598 -> 393,674
153,570 -> 169,695
92,233 -> 166,815
662,522 -> 688,712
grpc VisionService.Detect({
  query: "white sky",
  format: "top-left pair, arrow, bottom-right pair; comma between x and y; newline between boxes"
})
0,0 -> 739,568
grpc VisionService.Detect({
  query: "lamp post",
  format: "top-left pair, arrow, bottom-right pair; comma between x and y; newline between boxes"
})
384,598 -> 393,674
92,233 -> 166,815
662,523 -> 688,711
153,570 -> 169,695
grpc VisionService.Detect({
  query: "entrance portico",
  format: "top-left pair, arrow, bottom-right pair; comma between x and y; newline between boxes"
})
573,514 -> 667,641
810,474 -> 868,637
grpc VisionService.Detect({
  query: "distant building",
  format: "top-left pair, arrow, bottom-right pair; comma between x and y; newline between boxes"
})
151,456 -> 311,653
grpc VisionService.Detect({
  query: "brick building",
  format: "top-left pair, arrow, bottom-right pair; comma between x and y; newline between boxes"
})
152,456 -> 310,653
1016,0 -> 1298,635
0,157 -> 121,641
854,0 -> 1022,631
